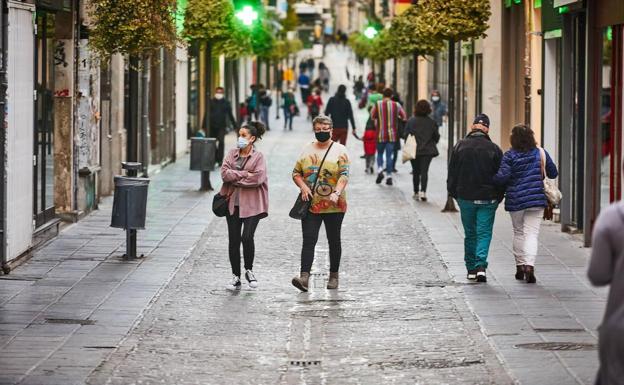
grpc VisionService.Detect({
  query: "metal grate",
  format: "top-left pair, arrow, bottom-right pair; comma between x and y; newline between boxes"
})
45,318 -> 95,325
290,360 -> 321,366
515,342 -> 596,351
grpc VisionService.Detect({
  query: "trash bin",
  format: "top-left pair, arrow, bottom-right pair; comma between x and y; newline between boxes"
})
111,176 -> 150,230
190,137 -> 217,171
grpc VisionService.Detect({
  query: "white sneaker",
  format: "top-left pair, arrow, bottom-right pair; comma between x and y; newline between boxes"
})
419,191 -> 427,201
225,275 -> 242,291
245,270 -> 258,289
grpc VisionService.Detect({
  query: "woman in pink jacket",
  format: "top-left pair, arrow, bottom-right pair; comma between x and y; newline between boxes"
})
220,121 -> 268,290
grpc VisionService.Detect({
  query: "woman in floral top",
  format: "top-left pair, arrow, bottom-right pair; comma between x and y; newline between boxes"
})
291,115 -> 350,292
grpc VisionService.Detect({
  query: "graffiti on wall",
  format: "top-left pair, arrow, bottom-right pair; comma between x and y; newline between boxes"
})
77,39 -> 100,170
53,39 -> 73,97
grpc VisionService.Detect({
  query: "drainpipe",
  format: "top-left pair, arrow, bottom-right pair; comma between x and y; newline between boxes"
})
0,0 -> 8,273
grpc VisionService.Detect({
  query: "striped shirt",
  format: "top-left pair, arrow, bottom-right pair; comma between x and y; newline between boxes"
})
370,99 -> 406,143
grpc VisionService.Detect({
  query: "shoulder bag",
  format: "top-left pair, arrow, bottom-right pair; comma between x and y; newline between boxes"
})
538,147 -> 562,206
213,155 -> 251,217
289,142 -> 334,220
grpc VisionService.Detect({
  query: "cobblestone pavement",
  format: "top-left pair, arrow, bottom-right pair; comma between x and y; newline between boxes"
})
87,88 -> 512,384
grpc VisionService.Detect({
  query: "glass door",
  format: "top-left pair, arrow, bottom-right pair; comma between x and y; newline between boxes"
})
34,11 -> 56,227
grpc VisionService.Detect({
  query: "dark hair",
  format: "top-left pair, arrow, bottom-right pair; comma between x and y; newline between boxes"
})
242,121 -> 266,140
376,83 -> 385,93
336,84 -> 347,97
414,99 -> 432,116
510,124 -> 537,152
215,86 -> 224,92
383,88 -> 394,98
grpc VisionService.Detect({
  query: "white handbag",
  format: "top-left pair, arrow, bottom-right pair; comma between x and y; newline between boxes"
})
539,147 -> 562,205
402,134 -> 417,164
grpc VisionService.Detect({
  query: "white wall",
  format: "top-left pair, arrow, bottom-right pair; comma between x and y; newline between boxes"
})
175,46 -> 189,157
543,38 -> 559,160
482,0 -> 503,145
6,1 -> 35,261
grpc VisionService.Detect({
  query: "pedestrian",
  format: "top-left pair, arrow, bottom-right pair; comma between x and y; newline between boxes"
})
325,84 -> 357,145
391,90 -> 405,173
238,102 -> 248,127
208,87 -> 238,165
306,88 -> 323,120
370,88 -> 406,186
362,113 -> 376,174
493,124 -> 558,283
318,62 -> 330,92
298,70 -> 311,105
447,114 -> 504,283
307,58 -> 315,79
291,115 -> 350,292
258,86 -> 272,131
354,75 -> 364,100
430,89 -> 448,128
587,175 -> 624,385
246,84 -> 259,122
220,121 -> 268,291
405,100 -> 440,201
282,88 -> 297,131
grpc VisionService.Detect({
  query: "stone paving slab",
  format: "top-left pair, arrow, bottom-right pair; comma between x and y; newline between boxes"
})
0,150 -> 219,385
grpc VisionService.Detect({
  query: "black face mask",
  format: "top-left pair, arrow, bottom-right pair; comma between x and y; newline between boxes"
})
315,131 -> 331,142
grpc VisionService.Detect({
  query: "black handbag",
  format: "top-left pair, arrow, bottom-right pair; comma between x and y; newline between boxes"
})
289,142 -> 334,220
214,156 -> 250,218
212,193 -> 228,217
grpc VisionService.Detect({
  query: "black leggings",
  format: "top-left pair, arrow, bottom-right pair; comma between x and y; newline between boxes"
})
410,156 -> 433,193
301,212 -> 345,273
226,207 -> 261,277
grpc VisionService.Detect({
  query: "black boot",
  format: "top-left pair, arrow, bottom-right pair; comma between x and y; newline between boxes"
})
525,266 -> 536,284
515,265 -> 525,280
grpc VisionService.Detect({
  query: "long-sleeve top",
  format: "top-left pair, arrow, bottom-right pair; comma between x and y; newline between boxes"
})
208,99 -> 237,134
493,147 -> 558,211
220,147 -> 268,218
324,96 -> 356,130
404,116 -> 440,157
292,142 -> 350,214
370,99 -> 406,143
588,202 -> 624,385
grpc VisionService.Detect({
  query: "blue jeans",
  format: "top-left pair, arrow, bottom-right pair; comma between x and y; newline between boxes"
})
260,106 -> 270,129
283,107 -> 293,130
376,142 -> 395,175
457,199 -> 499,271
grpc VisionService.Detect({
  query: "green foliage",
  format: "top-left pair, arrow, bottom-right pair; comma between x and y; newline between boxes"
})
420,0 -> 491,41
347,32 -> 373,60
282,0 -> 298,32
183,0 -> 234,43
387,5 -> 444,56
88,0 -> 177,57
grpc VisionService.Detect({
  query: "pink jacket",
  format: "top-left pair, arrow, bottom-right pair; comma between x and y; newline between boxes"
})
220,147 -> 269,219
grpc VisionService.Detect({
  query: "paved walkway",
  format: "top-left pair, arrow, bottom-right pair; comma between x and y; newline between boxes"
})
0,153 -> 219,384
0,45 -> 607,385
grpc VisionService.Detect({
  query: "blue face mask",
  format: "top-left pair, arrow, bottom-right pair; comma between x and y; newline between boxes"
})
237,137 -> 250,149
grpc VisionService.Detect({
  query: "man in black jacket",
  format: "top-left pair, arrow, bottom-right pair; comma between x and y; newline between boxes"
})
324,84 -> 357,145
209,87 -> 237,165
447,114 -> 503,283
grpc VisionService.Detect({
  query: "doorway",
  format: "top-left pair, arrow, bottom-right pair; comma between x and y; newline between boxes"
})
34,10 -> 56,227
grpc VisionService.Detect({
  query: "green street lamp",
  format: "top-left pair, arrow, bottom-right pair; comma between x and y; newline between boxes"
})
364,26 -> 378,39
236,5 -> 259,26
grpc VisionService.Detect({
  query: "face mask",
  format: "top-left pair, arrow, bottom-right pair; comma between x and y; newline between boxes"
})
432,96 -> 440,102
237,137 -> 249,149
315,131 -> 331,142
215,93 -> 224,100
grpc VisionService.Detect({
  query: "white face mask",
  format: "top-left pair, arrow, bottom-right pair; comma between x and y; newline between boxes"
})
215,93 -> 224,100
432,96 -> 440,102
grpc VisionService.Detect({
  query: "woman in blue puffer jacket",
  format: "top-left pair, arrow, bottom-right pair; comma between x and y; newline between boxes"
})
493,124 -> 558,284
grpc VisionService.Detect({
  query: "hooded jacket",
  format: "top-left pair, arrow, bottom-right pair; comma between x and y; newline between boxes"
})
447,130 -> 503,201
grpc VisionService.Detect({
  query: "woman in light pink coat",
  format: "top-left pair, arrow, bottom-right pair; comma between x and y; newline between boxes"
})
220,121 -> 268,290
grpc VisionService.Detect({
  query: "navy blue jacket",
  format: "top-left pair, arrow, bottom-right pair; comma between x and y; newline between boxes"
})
493,147 -> 558,212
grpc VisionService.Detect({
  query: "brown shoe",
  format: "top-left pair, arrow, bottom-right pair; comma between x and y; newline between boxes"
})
525,266 -> 536,284
515,265 -> 525,280
327,272 -> 339,289
292,272 -> 310,292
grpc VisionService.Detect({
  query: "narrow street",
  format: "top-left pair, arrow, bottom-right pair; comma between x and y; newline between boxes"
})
0,47 -> 605,385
